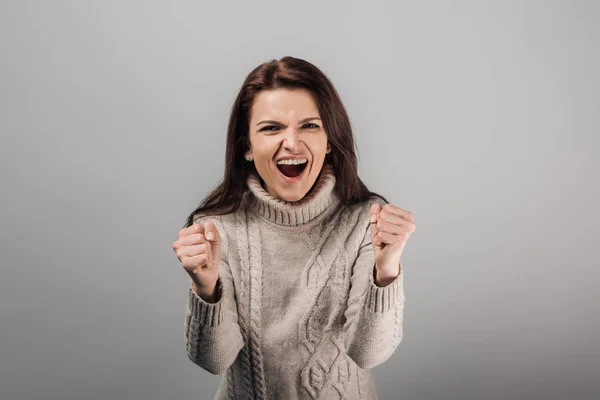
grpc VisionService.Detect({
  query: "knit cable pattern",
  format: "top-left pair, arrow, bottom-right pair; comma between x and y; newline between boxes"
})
235,206 -> 267,399
235,207 -> 258,399
247,213 -> 267,399
298,208 -> 355,398
226,367 -> 236,400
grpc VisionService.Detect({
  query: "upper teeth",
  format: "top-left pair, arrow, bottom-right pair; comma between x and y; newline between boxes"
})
276,158 -> 307,165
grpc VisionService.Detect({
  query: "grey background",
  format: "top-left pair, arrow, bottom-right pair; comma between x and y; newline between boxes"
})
1,1 -> 598,399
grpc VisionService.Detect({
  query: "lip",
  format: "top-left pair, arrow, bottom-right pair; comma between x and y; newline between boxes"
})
275,161 -> 308,184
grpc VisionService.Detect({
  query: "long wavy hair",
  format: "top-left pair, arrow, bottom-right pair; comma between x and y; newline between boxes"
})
182,56 -> 388,228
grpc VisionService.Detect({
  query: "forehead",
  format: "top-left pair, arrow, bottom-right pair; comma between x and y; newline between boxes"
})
250,88 -> 320,120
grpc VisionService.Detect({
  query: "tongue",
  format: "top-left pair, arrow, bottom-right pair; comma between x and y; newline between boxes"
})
278,164 -> 302,178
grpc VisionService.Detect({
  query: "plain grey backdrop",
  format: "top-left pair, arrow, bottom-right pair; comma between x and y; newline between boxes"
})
1,1 -> 598,399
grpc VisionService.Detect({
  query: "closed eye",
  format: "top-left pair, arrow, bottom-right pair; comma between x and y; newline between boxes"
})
259,123 -> 320,132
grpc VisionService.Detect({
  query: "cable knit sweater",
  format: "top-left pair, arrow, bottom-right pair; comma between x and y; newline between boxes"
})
184,164 -> 405,400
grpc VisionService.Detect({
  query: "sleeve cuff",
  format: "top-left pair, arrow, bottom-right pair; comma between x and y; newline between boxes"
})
364,264 -> 405,313
188,279 -> 225,327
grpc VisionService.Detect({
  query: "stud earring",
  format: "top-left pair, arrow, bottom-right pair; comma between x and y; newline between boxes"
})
245,155 -> 252,161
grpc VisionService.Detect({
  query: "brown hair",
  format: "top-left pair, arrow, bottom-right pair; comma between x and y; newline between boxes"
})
182,56 -> 388,228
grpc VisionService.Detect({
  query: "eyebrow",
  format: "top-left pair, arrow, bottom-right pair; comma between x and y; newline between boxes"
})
256,117 -> 321,126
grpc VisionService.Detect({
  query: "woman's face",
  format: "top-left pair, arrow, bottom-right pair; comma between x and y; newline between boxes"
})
246,88 -> 330,202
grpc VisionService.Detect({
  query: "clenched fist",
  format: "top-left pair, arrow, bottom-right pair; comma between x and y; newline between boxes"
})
173,220 -> 222,302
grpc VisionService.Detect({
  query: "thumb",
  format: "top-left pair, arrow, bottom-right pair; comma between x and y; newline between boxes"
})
203,220 -> 222,269
369,203 -> 382,246
203,220 -> 221,244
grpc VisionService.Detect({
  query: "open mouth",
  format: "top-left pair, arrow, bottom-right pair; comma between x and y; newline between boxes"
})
276,162 -> 308,179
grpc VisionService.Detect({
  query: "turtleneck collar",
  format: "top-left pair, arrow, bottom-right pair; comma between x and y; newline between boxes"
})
245,163 -> 339,226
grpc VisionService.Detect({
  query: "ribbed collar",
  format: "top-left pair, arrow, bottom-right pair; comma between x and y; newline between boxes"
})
245,163 -> 338,226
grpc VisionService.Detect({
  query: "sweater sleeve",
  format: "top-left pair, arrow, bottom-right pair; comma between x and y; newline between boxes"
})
184,216 -> 244,375
342,217 -> 405,370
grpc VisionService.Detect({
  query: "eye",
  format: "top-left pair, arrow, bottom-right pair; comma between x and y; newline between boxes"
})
303,123 -> 320,129
259,125 -> 280,132
258,123 -> 320,133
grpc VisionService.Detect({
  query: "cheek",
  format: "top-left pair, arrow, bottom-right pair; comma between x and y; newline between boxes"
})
252,138 -> 276,159
317,136 -> 329,155
308,136 -> 328,154
312,145 -> 328,160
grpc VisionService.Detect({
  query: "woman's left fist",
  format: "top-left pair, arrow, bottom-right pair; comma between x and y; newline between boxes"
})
369,203 -> 416,271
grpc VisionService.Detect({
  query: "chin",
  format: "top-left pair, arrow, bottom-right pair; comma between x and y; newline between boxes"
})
275,186 -> 309,202
280,192 -> 306,202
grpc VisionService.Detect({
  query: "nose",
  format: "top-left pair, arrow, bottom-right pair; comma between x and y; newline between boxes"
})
281,127 -> 302,151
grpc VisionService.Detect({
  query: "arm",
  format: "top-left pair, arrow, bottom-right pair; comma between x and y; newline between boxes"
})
184,217 -> 244,375
342,220 -> 405,370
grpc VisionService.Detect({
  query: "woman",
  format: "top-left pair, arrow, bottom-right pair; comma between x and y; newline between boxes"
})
172,56 -> 416,400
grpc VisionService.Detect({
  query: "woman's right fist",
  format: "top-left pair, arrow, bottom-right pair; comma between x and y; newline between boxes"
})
173,221 -> 222,297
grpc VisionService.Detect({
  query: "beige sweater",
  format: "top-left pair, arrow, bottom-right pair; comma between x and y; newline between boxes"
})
184,164 -> 405,400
